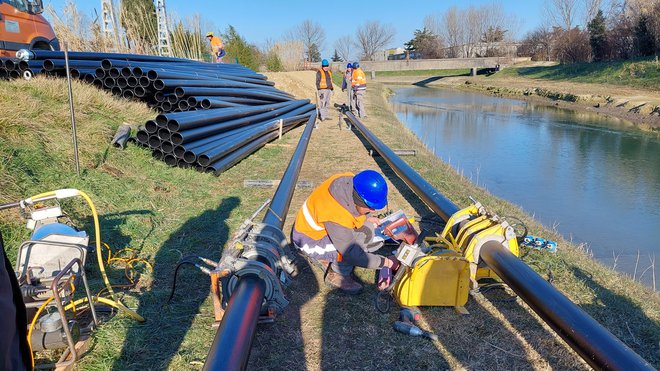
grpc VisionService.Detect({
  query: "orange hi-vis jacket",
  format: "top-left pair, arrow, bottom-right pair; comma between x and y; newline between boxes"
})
317,68 -> 333,90
294,172 -> 367,242
351,68 -> 367,90
210,36 -> 224,53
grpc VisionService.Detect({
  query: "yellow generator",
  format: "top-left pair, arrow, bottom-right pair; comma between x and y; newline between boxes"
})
386,199 -> 520,312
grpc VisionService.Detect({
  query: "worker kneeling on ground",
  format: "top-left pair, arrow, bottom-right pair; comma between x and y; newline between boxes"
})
292,170 -> 399,295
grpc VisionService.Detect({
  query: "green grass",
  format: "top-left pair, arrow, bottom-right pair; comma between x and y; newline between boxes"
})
0,77 -> 303,369
375,68 -> 471,77
495,57 -> 660,90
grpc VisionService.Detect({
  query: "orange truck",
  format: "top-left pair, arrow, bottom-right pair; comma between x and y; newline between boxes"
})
0,0 -> 59,58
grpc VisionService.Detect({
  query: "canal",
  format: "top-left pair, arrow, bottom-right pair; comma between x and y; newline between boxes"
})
390,86 -> 659,288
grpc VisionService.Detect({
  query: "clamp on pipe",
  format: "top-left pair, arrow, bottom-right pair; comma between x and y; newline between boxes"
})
434,197 -> 520,288
212,199 -> 298,322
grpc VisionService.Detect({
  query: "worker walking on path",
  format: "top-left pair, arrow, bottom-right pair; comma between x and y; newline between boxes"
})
351,62 -> 367,118
341,63 -> 354,112
206,32 -> 225,63
316,59 -> 333,121
292,170 -> 399,295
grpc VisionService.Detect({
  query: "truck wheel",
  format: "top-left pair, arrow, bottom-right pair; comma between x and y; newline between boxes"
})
32,42 -> 51,50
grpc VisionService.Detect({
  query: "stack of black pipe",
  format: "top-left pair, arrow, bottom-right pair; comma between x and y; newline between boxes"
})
2,50 -> 315,174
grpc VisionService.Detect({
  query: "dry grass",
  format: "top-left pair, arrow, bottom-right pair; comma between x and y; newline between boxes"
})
1,72 -> 658,370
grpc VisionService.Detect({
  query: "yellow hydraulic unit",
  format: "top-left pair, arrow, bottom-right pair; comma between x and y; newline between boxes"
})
384,198 -> 520,312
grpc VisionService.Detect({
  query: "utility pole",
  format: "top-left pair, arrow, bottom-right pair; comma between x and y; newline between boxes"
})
155,0 -> 171,56
101,0 -> 121,51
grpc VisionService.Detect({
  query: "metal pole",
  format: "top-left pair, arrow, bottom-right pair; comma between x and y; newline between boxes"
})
343,111 -> 653,370
64,43 -> 80,176
203,112 -> 317,370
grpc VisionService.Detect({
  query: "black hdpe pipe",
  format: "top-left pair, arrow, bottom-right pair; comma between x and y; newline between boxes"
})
203,112 -> 316,370
21,50 -> 193,64
153,78 -> 277,91
179,106 -> 314,162
160,101 -> 294,130
170,100 -> 310,145
199,98 -> 241,109
174,87 -> 293,101
43,59 -> 102,72
342,110 -> 653,371
197,115 -> 307,166
479,242 -> 652,370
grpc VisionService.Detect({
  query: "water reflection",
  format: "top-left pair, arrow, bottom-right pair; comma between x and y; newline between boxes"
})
391,87 -> 660,287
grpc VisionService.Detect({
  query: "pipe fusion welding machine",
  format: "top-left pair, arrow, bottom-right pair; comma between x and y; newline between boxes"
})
378,197 -> 522,313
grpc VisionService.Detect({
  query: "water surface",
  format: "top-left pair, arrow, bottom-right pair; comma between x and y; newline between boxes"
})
390,87 -> 660,287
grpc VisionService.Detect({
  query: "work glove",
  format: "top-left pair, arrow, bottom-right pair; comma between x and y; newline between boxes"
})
377,256 -> 400,291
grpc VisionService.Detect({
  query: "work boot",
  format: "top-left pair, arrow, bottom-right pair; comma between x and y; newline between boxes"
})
325,271 -> 363,295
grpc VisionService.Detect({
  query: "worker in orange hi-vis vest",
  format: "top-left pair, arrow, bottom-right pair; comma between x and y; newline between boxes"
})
292,170 -> 400,295
316,59 -> 334,121
206,32 -> 225,63
351,62 -> 367,118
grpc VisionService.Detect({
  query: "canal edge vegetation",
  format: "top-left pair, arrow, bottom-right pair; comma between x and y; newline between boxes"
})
364,80 -> 659,364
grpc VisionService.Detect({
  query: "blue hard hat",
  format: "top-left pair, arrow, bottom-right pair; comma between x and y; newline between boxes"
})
321,59 -> 329,67
353,62 -> 360,68
353,170 -> 388,209
346,63 -> 353,69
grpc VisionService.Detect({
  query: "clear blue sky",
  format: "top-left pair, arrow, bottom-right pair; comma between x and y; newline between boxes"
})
45,0 -> 547,57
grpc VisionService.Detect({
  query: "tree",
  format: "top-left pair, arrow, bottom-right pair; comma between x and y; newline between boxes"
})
481,26 -> 507,57
518,27 -> 554,61
553,26 -> 591,63
334,35 -> 353,62
293,20 -> 325,62
545,0 -> 578,30
223,25 -> 259,70
331,49 -> 342,62
634,14 -> 656,56
404,28 -> 444,59
307,43 -> 321,62
355,21 -> 395,61
588,9 -> 608,61
121,0 -> 157,47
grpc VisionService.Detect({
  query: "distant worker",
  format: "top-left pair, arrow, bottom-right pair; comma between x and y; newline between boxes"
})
351,62 -> 367,118
341,63 -> 354,112
316,59 -> 333,121
292,170 -> 399,295
206,32 -> 225,63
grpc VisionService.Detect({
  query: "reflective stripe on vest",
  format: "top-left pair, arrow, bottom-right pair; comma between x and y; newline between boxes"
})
318,68 -> 332,89
293,172 -> 366,241
302,201 -> 324,231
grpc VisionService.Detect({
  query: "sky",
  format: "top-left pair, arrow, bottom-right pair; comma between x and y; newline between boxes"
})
45,0 -> 548,58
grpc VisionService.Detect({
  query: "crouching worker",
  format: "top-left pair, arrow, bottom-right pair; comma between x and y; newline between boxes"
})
292,170 -> 399,295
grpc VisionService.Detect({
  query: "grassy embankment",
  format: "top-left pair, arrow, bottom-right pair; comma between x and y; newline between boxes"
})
0,76 -> 302,369
0,72 -> 658,369
496,57 -> 660,91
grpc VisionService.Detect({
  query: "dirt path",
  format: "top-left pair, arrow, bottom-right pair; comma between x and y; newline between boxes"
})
375,74 -> 660,131
247,71 -> 591,370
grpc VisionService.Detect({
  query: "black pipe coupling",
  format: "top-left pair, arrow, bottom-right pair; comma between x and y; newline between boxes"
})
216,219 -> 297,316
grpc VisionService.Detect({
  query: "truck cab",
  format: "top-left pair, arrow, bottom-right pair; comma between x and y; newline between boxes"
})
0,0 -> 59,57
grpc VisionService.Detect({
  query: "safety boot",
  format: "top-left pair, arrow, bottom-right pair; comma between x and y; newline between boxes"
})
325,271 -> 363,295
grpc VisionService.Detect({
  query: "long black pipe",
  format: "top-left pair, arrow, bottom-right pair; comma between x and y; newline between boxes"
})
343,111 -> 653,370
344,110 -> 459,220
203,112 -> 316,370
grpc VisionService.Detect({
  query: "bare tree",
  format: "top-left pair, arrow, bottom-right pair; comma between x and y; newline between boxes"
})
545,0 -> 579,30
440,7 -> 463,57
334,35 -> 353,62
354,21 -> 395,60
292,20 -> 326,62
584,0 -> 603,25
